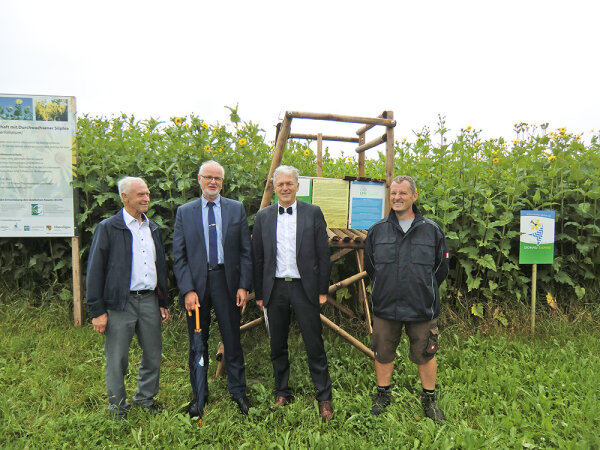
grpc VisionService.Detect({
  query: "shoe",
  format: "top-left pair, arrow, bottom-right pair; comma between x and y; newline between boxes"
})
188,401 -> 200,418
421,392 -> 446,423
133,401 -> 162,415
109,409 -> 128,421
234,396 -> 251,415
318,400 -> 333,422
370,388 -> 392,416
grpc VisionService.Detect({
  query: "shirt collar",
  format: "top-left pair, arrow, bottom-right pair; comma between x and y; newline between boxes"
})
202,195 -> 221,207
122,208 -> 148,226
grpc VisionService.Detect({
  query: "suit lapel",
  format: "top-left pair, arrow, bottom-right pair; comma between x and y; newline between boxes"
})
296,201 -> 304,256
193,200 -> 207,256
220,196 -> 230,245
270,204 -> 278,255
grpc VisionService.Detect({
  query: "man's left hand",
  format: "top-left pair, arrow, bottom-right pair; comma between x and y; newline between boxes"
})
319,294 -> 327,306
236,289 -> 248,307
160,307 -> 170,323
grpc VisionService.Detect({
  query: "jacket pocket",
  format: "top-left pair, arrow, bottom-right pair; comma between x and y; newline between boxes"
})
373,236 -> 396,264
411,239 -> 435,266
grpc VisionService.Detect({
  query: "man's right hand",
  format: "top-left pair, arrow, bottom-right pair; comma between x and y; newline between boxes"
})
185,291 -> 200,312
92,313 -> 108,334
256,299 -> 264,311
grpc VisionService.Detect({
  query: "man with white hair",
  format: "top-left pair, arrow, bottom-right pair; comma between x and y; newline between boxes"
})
252,165 -> 333,422
86,176 -> 170,420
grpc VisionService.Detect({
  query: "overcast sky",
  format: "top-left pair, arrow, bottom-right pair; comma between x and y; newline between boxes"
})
2,0 -> 598,154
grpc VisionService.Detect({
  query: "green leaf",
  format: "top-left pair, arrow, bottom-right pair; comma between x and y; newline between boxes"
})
471,303 -> 484,318
554,271 -> 574,287
574,286 -> 585,299
476,254 -> 497,271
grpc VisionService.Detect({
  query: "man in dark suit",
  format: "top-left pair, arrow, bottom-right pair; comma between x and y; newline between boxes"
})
173,160 -> 253,418
252,165 -> 333,422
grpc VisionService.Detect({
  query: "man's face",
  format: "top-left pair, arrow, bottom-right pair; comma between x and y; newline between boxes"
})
198,163 -> 224,199
122,180 -> 150,217
274,173 -> 299,207
390,180 -> 418,216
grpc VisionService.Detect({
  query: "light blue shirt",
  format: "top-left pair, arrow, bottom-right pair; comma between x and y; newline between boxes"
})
201,195 -> 224,264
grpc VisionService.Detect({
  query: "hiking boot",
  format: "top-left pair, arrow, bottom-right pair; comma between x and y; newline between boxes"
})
421,392 -> 446,423
370,388 -> 392,415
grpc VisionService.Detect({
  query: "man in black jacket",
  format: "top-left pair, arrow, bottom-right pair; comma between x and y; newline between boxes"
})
86,177 -> 169,420
365,175 -> 449,422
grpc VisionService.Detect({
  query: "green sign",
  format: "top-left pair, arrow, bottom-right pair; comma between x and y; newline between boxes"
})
519,210 -> 555,264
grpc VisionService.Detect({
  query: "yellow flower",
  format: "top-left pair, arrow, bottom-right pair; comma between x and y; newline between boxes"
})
546,292 -> 558,310
475,141 -> 480,147
513,140 -> 519,145
347,157 -> 352,162
304,150 -> 310,156
402,138 -> 407,143
558,127 -> 566,133
205,145 -> 210,152
548,155 -> 557,161
238,138 -> 247,147
201,122 -> 209,130
491,150 -> 498,155
492,158 -> 499,164
185,124 -> 190,130
576,136 -> 581,141
16,99 -> 23,105
219,146 -> 224,153
174,117 -> 183,125
466,126 -> 472,132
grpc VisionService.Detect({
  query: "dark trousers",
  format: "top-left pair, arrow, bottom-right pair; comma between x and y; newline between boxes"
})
186,268 -> 246,401
267,279 -> 332,402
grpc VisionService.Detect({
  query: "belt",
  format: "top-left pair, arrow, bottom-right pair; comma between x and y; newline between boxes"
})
130,289 -> 154,296
275,277 -> 300,282
208,263 -> 225,271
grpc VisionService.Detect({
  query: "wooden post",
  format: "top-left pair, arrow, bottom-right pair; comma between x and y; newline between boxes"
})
72,236 -> 83,326
356,250 -> 372,334
320,314 -> 374,359
358,133 -> 365,178
317,133 -> 323,177
260,115 -> 292,209
384,111 -> 395,212
531,263 -> 537,333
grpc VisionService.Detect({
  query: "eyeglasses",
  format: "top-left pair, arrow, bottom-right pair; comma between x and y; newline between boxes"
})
200,175 -> 223,182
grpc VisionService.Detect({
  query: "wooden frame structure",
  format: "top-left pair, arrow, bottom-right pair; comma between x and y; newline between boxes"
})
215,110 -> 396,376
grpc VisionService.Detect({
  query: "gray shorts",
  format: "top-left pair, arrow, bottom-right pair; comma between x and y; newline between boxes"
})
371,316 -> 439,365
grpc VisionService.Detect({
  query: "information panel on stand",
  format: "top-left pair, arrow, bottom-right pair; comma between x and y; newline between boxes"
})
0,94 -> 76,237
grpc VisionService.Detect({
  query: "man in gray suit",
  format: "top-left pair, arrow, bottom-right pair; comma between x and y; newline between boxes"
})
252,165 -> 333,422
173,160 -> 253,418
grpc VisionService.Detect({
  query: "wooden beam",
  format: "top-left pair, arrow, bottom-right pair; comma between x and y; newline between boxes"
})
321,314 -> 374,359
328,271 -> 368,294
356,250 -> 373,334
325,295 -> 357,319
356,133 -> 386,154
72,236 -> 82,326
286,111 -> 395,127
260,115 -> 292,209
358,133 -> 366,178
289,133 -> 359,143
355,111 -> 389,135
329,241 -> 365,249
384,111 -> 395,213
330,248 -> 354,262
316,133 -> 323,177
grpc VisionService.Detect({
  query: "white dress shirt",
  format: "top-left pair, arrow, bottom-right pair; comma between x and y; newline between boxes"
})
275,201 -> 301,279
123,209 -> 157,291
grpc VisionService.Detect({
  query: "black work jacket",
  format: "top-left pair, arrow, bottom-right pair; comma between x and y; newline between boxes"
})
85,210 -> 169,318
365,206 -> 449,322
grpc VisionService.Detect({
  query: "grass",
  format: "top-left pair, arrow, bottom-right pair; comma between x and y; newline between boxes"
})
1,294 -> 599,449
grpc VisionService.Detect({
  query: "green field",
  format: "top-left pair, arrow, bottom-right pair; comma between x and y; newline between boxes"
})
1,295 -> 599,449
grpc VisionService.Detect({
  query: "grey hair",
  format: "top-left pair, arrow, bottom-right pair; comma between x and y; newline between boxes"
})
118,176 -> 146,201
272,165 -> 299,184
198,160 -> 225,177
391,175 -> 417,194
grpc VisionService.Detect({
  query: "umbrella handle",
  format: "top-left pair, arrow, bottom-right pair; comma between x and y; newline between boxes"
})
194,305 -> 201,333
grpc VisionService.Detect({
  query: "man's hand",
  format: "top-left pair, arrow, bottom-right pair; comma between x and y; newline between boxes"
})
256,299 -> 264,311
319,294 -> 327,306
236,289 -> 248,307
160,307 -> 170,323
185,291 -> 200,312
92,313 -> 108,334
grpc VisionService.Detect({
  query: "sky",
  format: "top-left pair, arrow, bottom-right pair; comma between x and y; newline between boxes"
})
1,0 -> 599,155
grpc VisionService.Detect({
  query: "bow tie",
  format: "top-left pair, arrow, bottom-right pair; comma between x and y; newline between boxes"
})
279,206 -> 293,215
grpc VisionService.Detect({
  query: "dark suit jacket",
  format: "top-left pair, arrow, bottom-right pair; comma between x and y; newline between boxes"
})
173,196 -> 252,306
252,201 -> 330,307
86,210 -> 169,318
